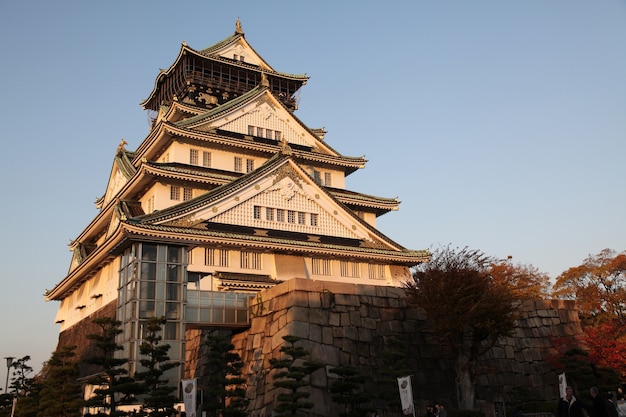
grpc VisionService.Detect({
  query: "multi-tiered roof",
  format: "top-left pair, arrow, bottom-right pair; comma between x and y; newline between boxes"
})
46,20 -> 427,302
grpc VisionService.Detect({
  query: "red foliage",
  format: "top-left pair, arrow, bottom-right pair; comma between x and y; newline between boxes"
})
582,321 -> 626,379
547,335 -> 585,370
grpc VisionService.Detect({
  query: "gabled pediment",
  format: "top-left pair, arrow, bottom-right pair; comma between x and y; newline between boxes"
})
179,88 -> 338,156
101,143 -> 136,209
197,19 -> 275,72
207,35 -> 273,71
150,158 -> 402,251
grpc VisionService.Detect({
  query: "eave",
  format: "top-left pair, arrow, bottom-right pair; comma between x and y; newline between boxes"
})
175,85 -> 342,158
124,222 -> 428,265
47,218 -> 428,302
132,122 -> 367,174
133,155 -> 410,251
141,40 -> 308,111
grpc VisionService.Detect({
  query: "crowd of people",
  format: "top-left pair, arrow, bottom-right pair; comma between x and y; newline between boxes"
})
424,403 -> 447,417
557,386 -> 621,417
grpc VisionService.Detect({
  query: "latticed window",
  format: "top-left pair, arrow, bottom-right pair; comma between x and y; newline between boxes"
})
170,186 -> 181,200
277,209 -> 285,222
275,131 -> 281,141
234,157 -> 242,172
246,159 -> 255,173
257,127 -> 264,137
240,251 -> 261,269
190,149 -> 199,165
202,151 -> 211,167
313,170 -> 321,184
205,248 -> 229,266
253,206 -> 261,219
312,258 -> 331,275
340,261 -> 360,278
248,125 -> 255,135
287,210 -> 296,223
146,196 -> 154,213
183,187 -> 193,201
266,207 -> 274,221
368,264 -> 386,280
219,249 -> 229,266
298,212 -> 306,225
324,172 -> 332,186
310,213 -> 319,226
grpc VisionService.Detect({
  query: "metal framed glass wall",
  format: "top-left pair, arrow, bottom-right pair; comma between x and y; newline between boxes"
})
117,243 -> 186,384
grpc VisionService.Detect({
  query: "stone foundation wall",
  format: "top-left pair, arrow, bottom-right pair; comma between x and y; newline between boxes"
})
189,279 -> 581,416
57,301 -> 117,377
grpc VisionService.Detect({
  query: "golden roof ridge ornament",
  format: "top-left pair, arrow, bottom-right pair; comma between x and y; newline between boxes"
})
260,72 -> 269,88
117,139 -> 128,152
235,18 -> 243,34
279,137 -> 292,155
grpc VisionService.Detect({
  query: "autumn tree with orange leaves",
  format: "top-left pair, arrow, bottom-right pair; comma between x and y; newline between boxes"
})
553,249 -> 626,325
489,259 -> 552,300
552,249 -> 626,381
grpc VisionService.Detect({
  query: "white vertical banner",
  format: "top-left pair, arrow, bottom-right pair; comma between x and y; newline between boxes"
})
397,375 -> 415,416
558,373 -> 567,399
182,379 -> 197,417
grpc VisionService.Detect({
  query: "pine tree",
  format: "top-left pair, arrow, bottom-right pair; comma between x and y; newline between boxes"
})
202,331 -> 248,417
329,366 -> 371,417
83,317 -> 142,417
375,336 -> 413,414
7,356 -> 40,417
134,317 -> 180,417
269,335 -> 323,417
38,345 -> 84,417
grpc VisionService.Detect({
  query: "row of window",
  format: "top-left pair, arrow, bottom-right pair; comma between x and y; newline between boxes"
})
202,248 -> 386,279
235,156 -> 255,173
188,149 -> 255,174
248,125 -> 282,141
190,149 -> 212,167
313,259 -> 386,279
204,248 -> 261,270
171,186 -> 194,201
312,170 -> 332,187
253,205 -> 319,226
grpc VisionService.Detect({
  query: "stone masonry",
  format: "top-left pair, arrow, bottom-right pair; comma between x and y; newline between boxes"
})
185,279 -> 582,417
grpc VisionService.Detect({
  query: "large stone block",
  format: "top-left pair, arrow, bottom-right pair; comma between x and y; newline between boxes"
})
349,310 -> 362,326
309,323 -> 322,343
322,326 -> 334,345
335,293 -> 360,306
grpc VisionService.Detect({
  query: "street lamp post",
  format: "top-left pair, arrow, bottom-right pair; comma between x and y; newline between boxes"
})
4,356 -> 14,393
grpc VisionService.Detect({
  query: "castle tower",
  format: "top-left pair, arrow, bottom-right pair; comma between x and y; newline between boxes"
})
45,20 -> 428,390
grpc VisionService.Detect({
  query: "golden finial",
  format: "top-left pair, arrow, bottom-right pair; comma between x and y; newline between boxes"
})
235,18 -> 243,34
117,139 -> 128,151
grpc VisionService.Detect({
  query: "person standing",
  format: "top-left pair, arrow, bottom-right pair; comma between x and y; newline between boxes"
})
436,403 -> 448,417
558,386 -> 585,417
589,386 -> 609,417
606,392 -> 619,417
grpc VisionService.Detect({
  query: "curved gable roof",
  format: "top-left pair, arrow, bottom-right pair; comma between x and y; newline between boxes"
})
141,21 -> 307,109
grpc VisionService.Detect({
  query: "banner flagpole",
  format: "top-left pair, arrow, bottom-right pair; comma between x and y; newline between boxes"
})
558,373 -> 567,399
397,375 -> 415,416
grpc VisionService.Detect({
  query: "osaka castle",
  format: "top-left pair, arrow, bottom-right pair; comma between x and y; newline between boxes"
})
45,19 -> 428,387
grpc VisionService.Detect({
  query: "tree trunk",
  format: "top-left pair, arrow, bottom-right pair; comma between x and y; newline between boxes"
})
455,327 -> 476,410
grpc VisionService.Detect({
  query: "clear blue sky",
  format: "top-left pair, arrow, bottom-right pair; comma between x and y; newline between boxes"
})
1,1 -> 624,382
